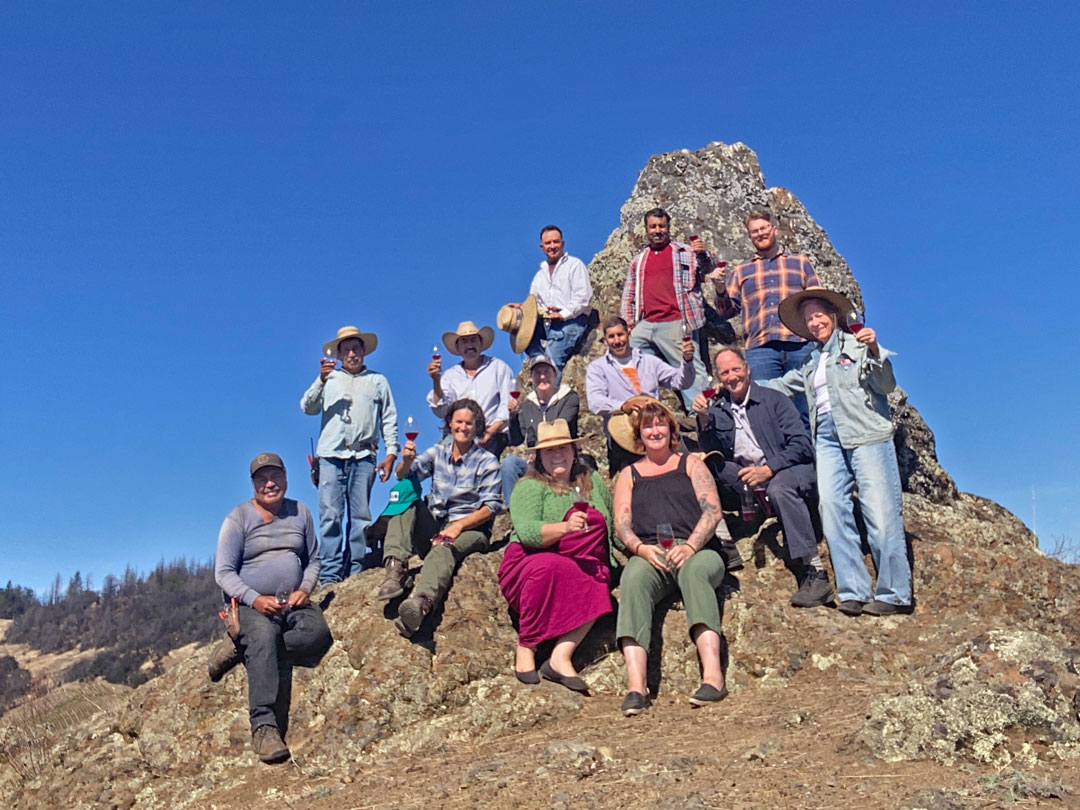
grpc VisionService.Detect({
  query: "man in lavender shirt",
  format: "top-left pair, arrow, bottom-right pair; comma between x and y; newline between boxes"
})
209,452 -> 333,764
585,316 -> 693,475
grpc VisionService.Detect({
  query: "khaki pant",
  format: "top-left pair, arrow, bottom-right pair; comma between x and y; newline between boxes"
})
383,501 -> 490,605
615,548 -> 725,650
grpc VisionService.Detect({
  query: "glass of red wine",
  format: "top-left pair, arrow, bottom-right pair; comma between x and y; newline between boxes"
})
431,344 -> 441,361
656,522 -> 675,550
572,485 -> 589,519
845,309 -> 865,334
702,376 -> 718,399
510,389 -> 521,401
405,416 -> 418,443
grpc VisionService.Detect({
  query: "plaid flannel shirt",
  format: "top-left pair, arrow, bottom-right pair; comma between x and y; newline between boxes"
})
620,241 -> 713,330
716,250 -> 820,348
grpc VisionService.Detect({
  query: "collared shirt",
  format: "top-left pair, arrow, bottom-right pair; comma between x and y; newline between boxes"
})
529,253 -> 593,319
585,348 -> 694,423
301,366 -> 399,460
620,240 -> 714,329
426,354 -> 513,433
730,389 -> 766,467
716,249 -> 820,348
411,441 -> 504,520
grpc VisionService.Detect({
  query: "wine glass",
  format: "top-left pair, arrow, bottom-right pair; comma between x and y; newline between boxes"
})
275,586 -> 291,611
510,389 -> 521,401
431,344 -> 442,361
845,309 -> 865,334
656,523 -> 675,550
702,376 -> 718,399
405,416 -> 418,442
572,485 -> 589,518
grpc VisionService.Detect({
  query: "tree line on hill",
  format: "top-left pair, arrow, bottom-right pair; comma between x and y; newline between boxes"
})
0,559 -> 222,713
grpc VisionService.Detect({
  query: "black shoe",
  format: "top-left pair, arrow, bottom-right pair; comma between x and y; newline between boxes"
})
837,600 -> 864,616
540,660 -> 589,694
790,568 -> 834,608
689,683 -> 728,707
862,599 -> 912,616
720,540 -> 744,572
514,669 -> 540,685
621,691 -> 651,717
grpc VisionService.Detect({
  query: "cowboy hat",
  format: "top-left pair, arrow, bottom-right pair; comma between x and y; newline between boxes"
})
322,325 -> 379,358
528,418 -> 586,452
442,321 -> 495,355
777,287 -> 856,342
496,295 -> 539,354
607,396 -> 678,454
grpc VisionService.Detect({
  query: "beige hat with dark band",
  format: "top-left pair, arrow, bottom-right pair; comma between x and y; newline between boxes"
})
777,287 -> 856,342
442,321 -> 495,355
496,295 -> 539,354
528,418 -> 586,452
322,325 -> 379,358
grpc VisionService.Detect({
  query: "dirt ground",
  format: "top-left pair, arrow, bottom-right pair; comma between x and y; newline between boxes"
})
203,663 -> 1079,810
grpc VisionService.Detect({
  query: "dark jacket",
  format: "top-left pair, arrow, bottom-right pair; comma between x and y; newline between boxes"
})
508,384 -> 580,447
700,382 -> 815,490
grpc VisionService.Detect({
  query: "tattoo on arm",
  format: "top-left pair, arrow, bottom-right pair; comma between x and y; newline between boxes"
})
613,469 -> 642,553
686,458 -> 721,551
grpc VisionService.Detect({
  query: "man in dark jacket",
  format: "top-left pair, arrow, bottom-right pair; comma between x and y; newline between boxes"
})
693,348 -> 833,608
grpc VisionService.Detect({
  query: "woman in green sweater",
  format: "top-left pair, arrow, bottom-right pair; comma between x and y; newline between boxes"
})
499,419 -> 621,692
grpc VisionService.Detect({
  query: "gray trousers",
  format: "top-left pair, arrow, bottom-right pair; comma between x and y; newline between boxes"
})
383,502 -> 490,605
615,549 -> 725,651
717,462 -> 818,560
236,603 -> 333,734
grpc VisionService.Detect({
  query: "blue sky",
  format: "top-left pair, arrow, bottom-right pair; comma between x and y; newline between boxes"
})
2,2 -> 1077,595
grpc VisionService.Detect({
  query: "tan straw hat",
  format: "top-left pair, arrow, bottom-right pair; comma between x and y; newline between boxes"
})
496,295 -> 539,354
777,286 -> 855,342
442,320 -> 495,355
528,418 -> 586,452
322,325 -> 379,358
607,396 -> 677,454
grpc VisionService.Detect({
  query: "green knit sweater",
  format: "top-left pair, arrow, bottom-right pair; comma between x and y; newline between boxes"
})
507,471 -> 623,566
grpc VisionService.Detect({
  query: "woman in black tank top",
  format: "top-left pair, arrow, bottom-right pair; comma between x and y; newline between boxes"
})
611,399 -> 728,715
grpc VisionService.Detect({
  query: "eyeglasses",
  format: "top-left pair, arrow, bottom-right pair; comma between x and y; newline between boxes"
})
749,226 -> 773,237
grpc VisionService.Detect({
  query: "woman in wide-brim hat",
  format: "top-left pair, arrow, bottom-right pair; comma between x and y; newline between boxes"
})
611,399 -> 728,716
498,419 -> 619,694
766,286 -> 912,618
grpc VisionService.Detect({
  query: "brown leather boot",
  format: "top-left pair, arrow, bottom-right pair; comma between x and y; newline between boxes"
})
377,557 -> 407,601
251,725 -> 290,764
395,593 -> 433,637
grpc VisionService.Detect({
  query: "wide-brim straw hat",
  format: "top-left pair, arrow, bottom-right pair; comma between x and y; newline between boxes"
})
442,320 -> 495,355
777,286 -> 856,342
607,396 -> 678,454
322,325 -> 379,358
496,295 -> 539,354
528,418 -> 586,452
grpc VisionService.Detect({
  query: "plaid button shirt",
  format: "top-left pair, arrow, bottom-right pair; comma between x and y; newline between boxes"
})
716,250 -> 820,348
621,241 -> 714,329
412,440 -> 504,521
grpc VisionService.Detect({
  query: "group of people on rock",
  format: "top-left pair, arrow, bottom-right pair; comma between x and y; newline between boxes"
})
207,209 -> 914,764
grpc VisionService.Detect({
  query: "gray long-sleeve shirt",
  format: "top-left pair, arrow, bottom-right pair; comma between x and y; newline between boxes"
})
214,499 -> 320,607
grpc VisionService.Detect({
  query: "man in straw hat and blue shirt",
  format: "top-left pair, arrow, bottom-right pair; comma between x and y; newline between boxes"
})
427,320 -> 513,457
302,325 -> 399,584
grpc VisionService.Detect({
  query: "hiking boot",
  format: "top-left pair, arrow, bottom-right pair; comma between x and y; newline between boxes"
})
719,540 -> 744,572
790,568 -> 834,608
395,593 -> 433,637
837,600 -> 864,616
377,557 -> 408,601
862,599 -> 912,616
207,638 -> 242,682
251,725 -> 290,764
620,691 -> 651,717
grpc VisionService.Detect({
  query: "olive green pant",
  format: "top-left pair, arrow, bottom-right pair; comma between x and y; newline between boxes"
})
615,548 -> 726,650
383,502 -> 490,605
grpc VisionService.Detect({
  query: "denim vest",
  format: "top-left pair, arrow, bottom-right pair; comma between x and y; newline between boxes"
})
766,329 -> 896,449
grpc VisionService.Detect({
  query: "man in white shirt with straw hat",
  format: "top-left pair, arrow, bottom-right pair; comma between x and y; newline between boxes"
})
427,320 -> 514,457
301,325 -> 399,584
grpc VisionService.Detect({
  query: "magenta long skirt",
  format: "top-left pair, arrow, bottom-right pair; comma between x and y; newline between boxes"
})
498,506 -> 613,648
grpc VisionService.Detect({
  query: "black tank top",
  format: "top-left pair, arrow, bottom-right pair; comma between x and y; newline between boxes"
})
630,454 -> 701,542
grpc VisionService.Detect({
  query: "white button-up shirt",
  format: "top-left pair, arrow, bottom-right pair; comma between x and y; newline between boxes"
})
426,354 -> 513,433
529,253 -> 592,318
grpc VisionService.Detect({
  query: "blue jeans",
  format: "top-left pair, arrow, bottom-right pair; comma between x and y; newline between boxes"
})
745,340 -> 813,426
815,411 -> 911,605
525,313 -> 588,371
500,454 -> 528,505
318,456 -> 376,583
629,319 -> 706,412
